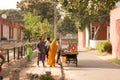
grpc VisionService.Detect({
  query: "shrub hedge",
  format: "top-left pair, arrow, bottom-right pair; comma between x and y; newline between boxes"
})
96,41 -> 112,53
39,75 -> 55,80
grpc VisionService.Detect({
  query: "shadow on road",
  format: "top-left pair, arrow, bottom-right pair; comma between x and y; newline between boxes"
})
63,59 -> 120,70
62,50 -> 120,71
78,60 -> 120,69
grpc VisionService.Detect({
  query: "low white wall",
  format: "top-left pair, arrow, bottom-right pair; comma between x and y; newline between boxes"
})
90,40 -> 107,49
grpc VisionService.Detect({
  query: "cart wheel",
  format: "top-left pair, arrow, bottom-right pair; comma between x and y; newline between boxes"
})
76,58 -> 78,67
67,63 -> 70,66
66,58 -> 70,66
66,61 -> 70,65
76,62 -> 77,67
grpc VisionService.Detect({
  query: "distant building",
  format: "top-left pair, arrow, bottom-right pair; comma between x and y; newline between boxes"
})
78,22 -> 109,49
0,17 -> 23,40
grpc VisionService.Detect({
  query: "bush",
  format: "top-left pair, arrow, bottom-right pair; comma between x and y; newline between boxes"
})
39,75 -> 55,80
96,41 -> 112,53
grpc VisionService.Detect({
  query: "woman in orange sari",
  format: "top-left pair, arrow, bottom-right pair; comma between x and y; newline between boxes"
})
47,39 -> 58,67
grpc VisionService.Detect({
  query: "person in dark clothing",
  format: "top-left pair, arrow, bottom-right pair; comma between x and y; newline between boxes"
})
56,49 -> 61,64
0,48 -> 5,80
56,39 -> 61,64
45,37 -> 50,59
0,49 -> 5,72
37,38 -> 45,67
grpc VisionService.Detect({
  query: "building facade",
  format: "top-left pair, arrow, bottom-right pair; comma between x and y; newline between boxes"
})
78,22 -> 109,49
0,18 -> 23,41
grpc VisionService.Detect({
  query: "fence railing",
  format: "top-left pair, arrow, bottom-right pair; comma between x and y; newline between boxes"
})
0,40 -> 38,63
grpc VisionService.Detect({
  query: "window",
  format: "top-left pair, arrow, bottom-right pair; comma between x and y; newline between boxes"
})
90,26 -> 96,39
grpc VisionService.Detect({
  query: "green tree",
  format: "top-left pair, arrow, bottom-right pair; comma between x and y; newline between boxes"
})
24,13 -> 53,40
33,19 -> 54,38
58,16 -> 77,33
24,13 -> 40,40
17,0 -> 55,24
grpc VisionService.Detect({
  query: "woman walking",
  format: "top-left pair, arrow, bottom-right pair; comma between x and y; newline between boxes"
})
47,39 -> 58,67
26,40 -> 33,61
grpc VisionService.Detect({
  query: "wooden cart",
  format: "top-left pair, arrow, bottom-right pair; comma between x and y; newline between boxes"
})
60,33 -> 78,67
61,50 -> 78,67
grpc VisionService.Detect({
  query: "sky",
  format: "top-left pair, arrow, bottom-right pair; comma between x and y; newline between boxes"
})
0,0 -> 20,10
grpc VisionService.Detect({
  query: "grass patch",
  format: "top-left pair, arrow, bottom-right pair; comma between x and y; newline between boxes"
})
96,52 -> 108,56
40,74 -> 55,80
109,58 -> 120,65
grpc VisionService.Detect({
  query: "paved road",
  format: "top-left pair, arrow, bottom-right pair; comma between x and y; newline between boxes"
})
63,50 -> 120,80
4,49 -> 120,80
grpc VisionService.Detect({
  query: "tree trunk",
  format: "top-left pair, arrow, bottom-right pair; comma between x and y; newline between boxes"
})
85,25 -> 90,48
93,22 -> 105,40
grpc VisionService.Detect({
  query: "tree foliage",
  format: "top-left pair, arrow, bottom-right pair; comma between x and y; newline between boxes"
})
33,19 -> 54,38
24,13 -> 53,39
59,0 -> 119,30
17,0 -> 55,24
0,9 -> 23,24
17,0 -> 56,39
58,16 -> 77,33
24,13 -> 39,39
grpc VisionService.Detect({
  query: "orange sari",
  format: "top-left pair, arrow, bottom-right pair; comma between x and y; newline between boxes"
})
47,39 -> 57,67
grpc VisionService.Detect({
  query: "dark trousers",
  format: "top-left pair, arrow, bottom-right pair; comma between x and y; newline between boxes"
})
56,50 -> 60,63
46,50 -> 48,59
0,76 -> 3,80
37,53 -> 45,67
0,55 -> 5,72
45,47 -> 49,59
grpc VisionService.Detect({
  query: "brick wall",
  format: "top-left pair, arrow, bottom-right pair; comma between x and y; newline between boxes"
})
78,31 -> 85,49
92,22 -> 108,40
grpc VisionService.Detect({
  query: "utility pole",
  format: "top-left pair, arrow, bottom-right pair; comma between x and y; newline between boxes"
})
54,0 -> 64,39
54,1 -> 57,39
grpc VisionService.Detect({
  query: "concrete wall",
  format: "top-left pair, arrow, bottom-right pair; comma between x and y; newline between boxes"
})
85,27 -> 89,48
115,20 -> 120,58
90,40 -> 107,49
110,7 -> 120,58
78,31 -> 85,50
